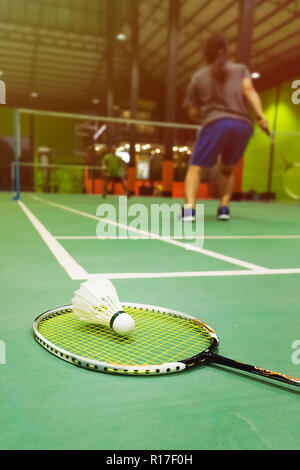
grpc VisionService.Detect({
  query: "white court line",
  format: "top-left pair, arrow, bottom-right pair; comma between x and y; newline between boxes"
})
77,268 -> 300,280
18,200 -> 88,280
31,195 -> 269,272
19,198 -> 300,281
204,235 -> 300,240
55,235 -> 300,240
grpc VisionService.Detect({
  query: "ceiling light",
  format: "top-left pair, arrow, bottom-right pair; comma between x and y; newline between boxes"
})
116,33 -> 126,41
251,72 -> 260,79
30,92 -> 38,98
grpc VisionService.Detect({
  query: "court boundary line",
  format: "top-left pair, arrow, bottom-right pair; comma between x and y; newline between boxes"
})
55,235 -> 300,240
31,195 -> 269,272
18,200 -> 88,279
20,195 -> 300,281
82,268 -> 300,280
18,196 -> 300,280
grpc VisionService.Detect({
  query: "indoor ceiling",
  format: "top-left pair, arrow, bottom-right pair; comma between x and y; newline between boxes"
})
1,0 -> 299,113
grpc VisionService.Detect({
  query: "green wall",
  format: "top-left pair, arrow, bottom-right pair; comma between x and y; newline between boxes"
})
33,114 -> 84,193
0,108 -> 85,193
2,83 -> 299,199
242,80 -> 300,200
0,106 -> 30,138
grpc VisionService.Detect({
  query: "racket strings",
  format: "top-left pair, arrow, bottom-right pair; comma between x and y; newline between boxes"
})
283,165 -> 300,200
37,307 -> 213,366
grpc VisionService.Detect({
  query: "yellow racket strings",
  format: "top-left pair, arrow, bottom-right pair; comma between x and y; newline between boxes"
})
37,307 -> 213,366
283,165 -> 300,199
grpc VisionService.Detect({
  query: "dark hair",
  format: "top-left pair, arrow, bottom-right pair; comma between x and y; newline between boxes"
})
205,34 -> 228,82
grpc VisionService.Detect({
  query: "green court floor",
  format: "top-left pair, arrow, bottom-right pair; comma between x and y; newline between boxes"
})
1,191 -> 300,450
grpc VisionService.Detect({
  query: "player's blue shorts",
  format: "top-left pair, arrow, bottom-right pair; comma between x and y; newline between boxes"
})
189,118 -> 253,168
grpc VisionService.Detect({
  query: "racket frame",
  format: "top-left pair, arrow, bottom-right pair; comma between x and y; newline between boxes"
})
33,303 -> 219,375
33,304 -> 300,387
282,161 -> 300,200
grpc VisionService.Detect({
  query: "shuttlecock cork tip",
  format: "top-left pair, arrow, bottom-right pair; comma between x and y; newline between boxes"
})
111,311 -> 135,336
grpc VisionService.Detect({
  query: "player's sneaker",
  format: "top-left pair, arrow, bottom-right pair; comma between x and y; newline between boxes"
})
180,207 -> 196,222
217,206 -> 230,221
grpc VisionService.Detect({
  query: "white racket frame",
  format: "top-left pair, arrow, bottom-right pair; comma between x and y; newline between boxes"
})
33,303 -> 219,375
283,162 -> 300,200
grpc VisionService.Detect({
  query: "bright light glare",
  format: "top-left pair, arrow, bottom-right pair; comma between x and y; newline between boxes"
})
116,151 -> 130,163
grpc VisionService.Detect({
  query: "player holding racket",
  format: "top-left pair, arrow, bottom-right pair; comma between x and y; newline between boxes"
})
182,34 -> 269,221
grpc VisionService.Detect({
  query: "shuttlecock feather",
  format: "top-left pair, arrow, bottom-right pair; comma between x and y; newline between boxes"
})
72,277 -> 135,336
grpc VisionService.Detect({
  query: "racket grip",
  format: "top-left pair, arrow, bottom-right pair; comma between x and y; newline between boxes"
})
207,352 -> 300,388
262,128 -> 273,138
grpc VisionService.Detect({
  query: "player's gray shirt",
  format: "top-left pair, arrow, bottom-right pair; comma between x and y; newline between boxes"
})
184,61 -> 253,128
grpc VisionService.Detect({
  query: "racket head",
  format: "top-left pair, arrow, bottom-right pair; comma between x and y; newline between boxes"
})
33,303 -> 219,375
283,163 -> 300,200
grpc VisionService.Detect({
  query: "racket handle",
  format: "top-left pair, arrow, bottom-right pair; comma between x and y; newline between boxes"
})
206,352 -> 300,388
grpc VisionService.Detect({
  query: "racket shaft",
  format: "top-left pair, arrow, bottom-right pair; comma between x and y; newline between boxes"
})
205,352 -> 300,387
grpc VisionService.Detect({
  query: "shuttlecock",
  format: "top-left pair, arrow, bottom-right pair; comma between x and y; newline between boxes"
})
72,277 -> 135,336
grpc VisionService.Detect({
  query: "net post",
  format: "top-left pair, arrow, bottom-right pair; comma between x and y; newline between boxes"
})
236,0 -> 255,67
128,0 -> 140,196
267,84 -> 281,194
162,0 -> 180,197
106,0 -> 115,145
12,108 -> 21,201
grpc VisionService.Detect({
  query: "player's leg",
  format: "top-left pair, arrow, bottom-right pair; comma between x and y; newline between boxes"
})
218,119 -> 254,220
217,164 -> 235,220
103,176 -> 110,198
182,122 -> 224,221
184,165 -> 202,207
182,165 -> 202,221
219,164 -> 235,206
120,178 -> 131,197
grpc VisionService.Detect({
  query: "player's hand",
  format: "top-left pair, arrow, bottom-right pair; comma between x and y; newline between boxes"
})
258,115 -> 269,134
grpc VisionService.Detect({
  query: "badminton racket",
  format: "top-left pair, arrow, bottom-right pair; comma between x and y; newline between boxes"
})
33,304 -> 300,387
264,129 -> 300,200
282,156 -> 300,201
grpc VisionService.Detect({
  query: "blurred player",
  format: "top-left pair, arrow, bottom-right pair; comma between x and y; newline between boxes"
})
102,145 -> 130,198
182,34 -> 268,221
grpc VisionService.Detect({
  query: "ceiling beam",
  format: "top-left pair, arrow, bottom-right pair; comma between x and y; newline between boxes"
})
252,26 -> 300,61
236,0 -> 255,66
177,0 -> 294,85
252,8 -> 300,46
254,41 -> 300,71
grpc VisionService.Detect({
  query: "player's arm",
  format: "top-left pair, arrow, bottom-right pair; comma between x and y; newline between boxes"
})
242,77 -> 269,132
187,106 -> 202,124
102,155 -> 109,172
184,76 -> 203,125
